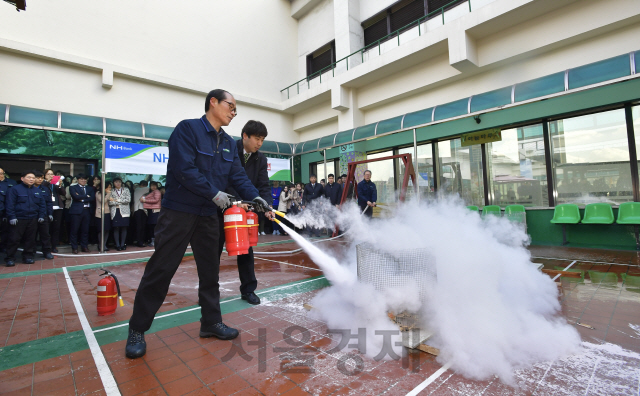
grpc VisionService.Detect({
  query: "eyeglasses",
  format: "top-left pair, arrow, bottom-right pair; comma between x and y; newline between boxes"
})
221,100 -> 237,115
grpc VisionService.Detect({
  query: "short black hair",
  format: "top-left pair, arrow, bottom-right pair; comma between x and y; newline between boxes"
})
76,173 -> 88,180
364,170 -> 372,175
320,179 -> 325,183
205,89 -> 231,112
242,120 -> 268,139
341,174 -> 347,178
310,174 -> 317,179
34,171 -> 44,178
21,170 -> 36,178
113,177 -> 122,183
328,174 -> 334,178
139,180 -> 148,187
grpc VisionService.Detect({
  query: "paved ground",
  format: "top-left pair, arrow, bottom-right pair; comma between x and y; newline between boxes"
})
0,237 -> 639,395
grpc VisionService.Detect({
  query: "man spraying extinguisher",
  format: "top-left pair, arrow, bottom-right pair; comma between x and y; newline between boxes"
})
125,89 -> 269,359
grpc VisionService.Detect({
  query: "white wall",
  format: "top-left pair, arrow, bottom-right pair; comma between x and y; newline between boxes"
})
0,0 -> 298,104
297,118 -> 339,141
0,51 -> 297,142
297,0 -> 335,79
360,0 -> 395,22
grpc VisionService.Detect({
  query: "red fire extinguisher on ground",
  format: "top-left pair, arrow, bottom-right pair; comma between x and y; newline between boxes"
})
224,203 -> 250,256
246,210 -> 259,247
97,269 -> 124,316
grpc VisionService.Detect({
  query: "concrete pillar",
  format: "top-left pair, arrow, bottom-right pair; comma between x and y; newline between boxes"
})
334,0 -> 364,68
332,86 -> 363,131
449,30 -> 479,72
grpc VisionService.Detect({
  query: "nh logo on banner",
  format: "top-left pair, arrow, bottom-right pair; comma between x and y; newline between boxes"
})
105,140 -> 169,175
153,153 -> 169,163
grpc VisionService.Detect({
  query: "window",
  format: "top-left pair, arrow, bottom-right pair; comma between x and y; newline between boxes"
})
309,159 -> 338,183
397,144 -> 435,200
438,139 -> 484,206
365,151 -> 396,205
487,124 -> 548,207
634,106 -> 640,192
306,41 -> 335,78
362,0 -> 425,48
550,109 -> 632,205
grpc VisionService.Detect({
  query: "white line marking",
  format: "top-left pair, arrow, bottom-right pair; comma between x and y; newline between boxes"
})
255,257 -> 323,271
583,357 -> 600,396
93,277 -> 324,333
62,267 -> 120,395
532,360 -> 555,395
405,361 -> 452,396
552,260 -> 577,281
531,256 -> 635,267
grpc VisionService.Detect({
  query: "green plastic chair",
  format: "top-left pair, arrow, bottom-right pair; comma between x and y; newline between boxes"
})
482,205 -> 501,217
588,271 -> 618,286
467,205 -> 479,212
581,203 -> 614,224
554,266 -> 585,283
504,205 -> 526,223
550,204 -> 581,245
622,273 -> 640,293
616,202 -> 640,250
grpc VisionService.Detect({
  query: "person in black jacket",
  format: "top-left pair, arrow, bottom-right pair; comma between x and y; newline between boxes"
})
4,170 -> 46,266
44,169 -> 65,253
302,174 -> 324,237
68,174 -> 95,254
224,120 -> 275,305
0,166 -> 17,253
33,171 -> 54,260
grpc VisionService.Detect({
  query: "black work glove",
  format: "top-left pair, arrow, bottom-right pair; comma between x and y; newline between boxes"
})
252,197 -> 270,212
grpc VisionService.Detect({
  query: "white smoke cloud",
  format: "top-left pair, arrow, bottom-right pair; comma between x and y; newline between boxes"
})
278,197 -> 582,384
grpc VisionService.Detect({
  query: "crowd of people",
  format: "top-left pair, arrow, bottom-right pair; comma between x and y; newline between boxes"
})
0,165 -> 168,265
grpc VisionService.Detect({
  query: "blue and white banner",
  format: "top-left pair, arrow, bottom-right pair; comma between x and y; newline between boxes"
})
104,140 -> 169,175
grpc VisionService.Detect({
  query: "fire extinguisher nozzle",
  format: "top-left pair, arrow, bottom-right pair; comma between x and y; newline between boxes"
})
119,297 -> 124,307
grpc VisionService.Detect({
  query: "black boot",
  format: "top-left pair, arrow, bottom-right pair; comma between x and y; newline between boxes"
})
125,328 -> 146,358
200,322 -> 239,340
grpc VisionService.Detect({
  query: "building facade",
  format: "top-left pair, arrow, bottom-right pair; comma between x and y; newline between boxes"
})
1,0 -> 640,247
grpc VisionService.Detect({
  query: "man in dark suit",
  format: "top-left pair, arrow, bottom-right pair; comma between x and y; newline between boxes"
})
69,173 -> 95,254
302,174 -> 324,237
224,120 -> 274,305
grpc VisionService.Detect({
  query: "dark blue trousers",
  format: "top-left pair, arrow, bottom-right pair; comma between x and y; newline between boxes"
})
70,208 -> 91,249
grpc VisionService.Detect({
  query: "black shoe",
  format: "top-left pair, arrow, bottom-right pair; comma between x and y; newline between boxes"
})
23,258 -> 35,264
81,247 -> 90,253
125,328 -> 146,359
200,322 -> 239,340
135,243 -> 144,247
5,260 -> 15,267
115,246 -> 122,251
72,249 -> 79,254
44,252 -> 54,260
122,245 -> 127,250
103,246 -> 110,252
241,292 -> 261,305
51,248 -> 58,253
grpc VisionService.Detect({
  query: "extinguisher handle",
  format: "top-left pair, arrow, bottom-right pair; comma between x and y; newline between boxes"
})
99,268 -> 111,277
110,273 -> 122,300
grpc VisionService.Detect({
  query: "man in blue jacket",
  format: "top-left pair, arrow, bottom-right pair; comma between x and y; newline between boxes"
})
357,170 -> 377,218
68,174 -> 95,254
4,170 -> 46,266
0,167 -> 16,253
126,89 -> 269,359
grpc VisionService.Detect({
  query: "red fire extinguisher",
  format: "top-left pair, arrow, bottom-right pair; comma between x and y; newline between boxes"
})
97,269 -> 124,316
224,203 -> 250,256
246,210 -> 259,247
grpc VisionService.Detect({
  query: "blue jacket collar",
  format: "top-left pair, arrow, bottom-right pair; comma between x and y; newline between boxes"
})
200,115 -> 224,135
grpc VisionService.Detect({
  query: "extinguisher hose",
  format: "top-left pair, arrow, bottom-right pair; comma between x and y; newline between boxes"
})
109,272 -> 125,307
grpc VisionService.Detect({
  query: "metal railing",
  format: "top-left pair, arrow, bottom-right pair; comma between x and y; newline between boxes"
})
281,0 -> 472,99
